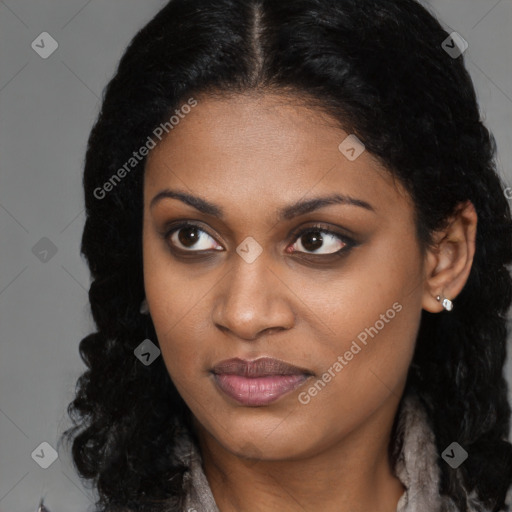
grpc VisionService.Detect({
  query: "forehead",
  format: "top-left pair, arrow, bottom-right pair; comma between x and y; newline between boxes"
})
143,93 -> 409,219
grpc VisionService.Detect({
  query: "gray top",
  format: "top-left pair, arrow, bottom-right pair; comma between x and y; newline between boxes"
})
174,391 -> 510,511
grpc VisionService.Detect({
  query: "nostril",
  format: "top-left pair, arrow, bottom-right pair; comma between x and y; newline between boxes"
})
262,327 -> 283,336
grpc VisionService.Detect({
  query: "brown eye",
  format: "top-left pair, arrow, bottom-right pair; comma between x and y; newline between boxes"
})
300,231 -> 324,252
290,227 -> 348,255
177,226 -> 201,248
166,223 -> 223,252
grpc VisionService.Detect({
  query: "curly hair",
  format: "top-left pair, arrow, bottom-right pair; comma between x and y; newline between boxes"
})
62,0 -> 512,510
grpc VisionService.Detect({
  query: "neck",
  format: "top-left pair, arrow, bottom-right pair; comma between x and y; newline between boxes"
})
195,392 -> 407,512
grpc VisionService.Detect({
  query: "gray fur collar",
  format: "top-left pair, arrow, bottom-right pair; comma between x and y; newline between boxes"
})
175,391 -> 508,511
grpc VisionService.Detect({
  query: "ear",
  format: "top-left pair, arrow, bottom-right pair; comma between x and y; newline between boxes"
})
422,200 -> 477,313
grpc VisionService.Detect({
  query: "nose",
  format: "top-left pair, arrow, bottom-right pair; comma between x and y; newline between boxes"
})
211,254 -> 295,341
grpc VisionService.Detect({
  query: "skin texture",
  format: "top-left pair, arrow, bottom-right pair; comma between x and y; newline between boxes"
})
142,92 -> 477,512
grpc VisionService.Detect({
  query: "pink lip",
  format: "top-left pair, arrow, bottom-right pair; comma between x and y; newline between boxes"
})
211,357 -> 313,406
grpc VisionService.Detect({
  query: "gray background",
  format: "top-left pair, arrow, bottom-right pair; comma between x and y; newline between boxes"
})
1,1 -> 511,511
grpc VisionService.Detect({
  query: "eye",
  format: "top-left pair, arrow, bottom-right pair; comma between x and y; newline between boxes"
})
162,221 -> 355,258
166,222 -> 223,252
288,224 -> 351,256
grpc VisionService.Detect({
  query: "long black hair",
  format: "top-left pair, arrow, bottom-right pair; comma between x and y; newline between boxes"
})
62,1 -> 512,510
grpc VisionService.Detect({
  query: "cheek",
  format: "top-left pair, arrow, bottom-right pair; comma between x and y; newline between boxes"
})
300,229 -> 423,341
143,229 -> 211,336
146,283 -> 211,379
299,233 -> 423,400
142,233 -> 201,377
149,299 -> 212,405
294,301 -> 420,446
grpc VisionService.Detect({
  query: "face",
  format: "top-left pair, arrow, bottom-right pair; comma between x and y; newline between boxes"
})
142,92 -> 426,461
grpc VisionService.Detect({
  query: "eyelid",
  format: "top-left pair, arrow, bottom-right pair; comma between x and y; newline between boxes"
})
162,220 -> 220,252
288,222 -> 353,244
286,222 -> 355,256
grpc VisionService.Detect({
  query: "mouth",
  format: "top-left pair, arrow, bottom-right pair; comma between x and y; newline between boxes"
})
211,357 -> 313,406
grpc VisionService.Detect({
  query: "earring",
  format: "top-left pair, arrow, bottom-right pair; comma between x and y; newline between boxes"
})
436,295 -> 453,311
140,297 -> 149,315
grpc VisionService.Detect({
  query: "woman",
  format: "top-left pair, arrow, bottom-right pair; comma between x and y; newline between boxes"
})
62,0 -> 512,510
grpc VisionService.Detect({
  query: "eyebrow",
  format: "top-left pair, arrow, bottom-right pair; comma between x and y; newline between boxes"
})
149,189 -> 375,220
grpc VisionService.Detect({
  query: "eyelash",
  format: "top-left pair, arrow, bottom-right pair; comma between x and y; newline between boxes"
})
161,221 -> 356,259
290,223 -> 357,256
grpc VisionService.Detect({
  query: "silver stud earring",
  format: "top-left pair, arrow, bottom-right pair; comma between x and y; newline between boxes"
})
140,297 -> 149,315
436,295 -> 453,311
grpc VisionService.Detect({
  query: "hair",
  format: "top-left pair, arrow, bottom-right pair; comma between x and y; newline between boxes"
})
62,0 -> 512,510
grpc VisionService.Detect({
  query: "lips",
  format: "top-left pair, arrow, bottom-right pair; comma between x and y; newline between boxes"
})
211,357 -> 313,406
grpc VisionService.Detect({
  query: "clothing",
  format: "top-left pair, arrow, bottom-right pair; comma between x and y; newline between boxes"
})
175,390 -> 512,511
